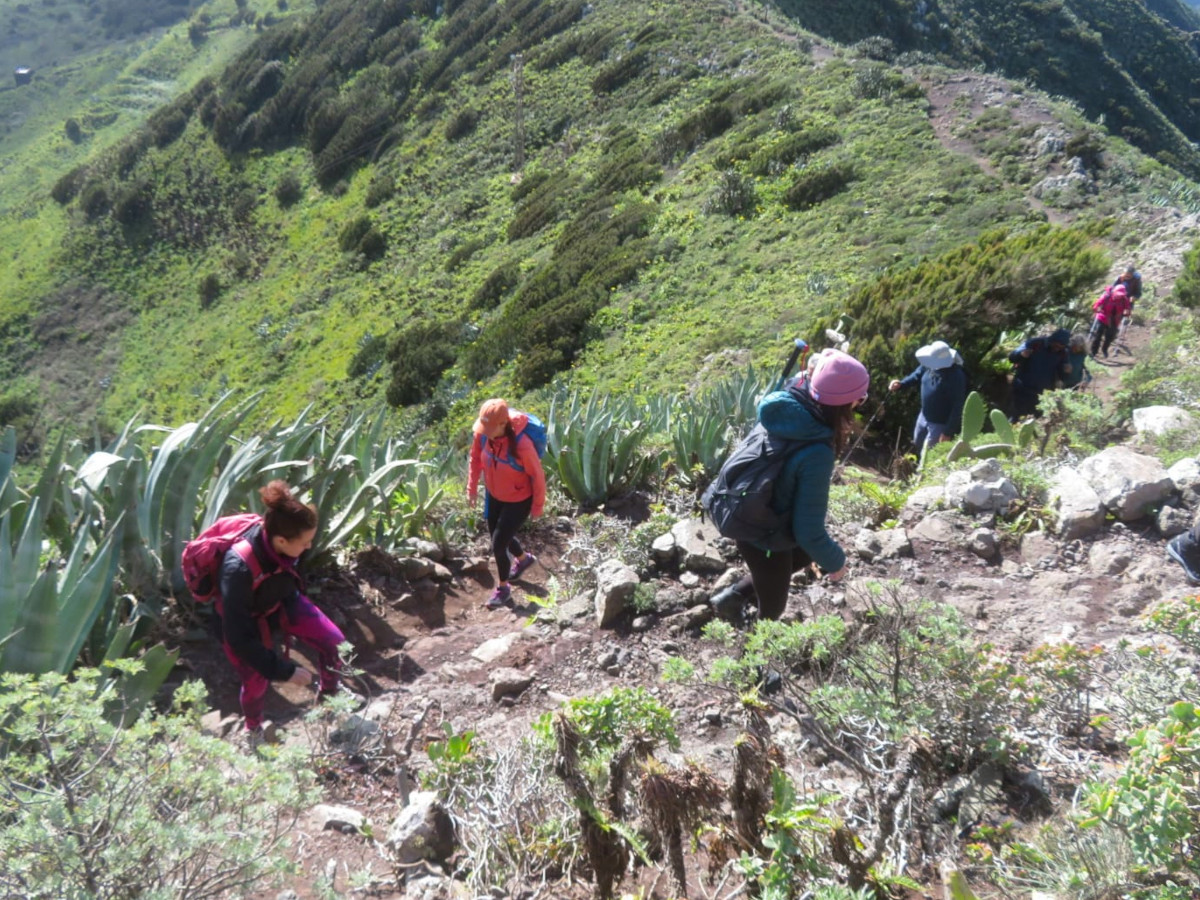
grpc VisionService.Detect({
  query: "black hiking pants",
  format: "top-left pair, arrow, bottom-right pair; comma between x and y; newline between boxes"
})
1090,319 -> 1118,357
486,494 -> 531,582
728,541 -> 815,621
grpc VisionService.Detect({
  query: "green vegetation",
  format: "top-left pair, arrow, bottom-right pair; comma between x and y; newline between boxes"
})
1173,237 -> 1200,308
945,391 -> 1037,462
1085,701 -> 1200,881
817,224 -> 1109,436
5,0 -> 1193,449
533,686 -> 679,759
772,0 -> 1200,175
0,670 -> 315,899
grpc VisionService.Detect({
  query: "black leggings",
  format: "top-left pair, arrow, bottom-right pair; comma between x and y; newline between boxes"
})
729,541 -> 814,620
486,495 -> 531,582
1090,319 -> 1118,356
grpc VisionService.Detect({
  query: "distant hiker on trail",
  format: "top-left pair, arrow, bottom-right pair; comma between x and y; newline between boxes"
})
1090,282 -> 1131,359
1008,328 -> 1070,420
215,481 -> 349,746
1115,264 -> 1142,306
1167,525 -> 1200,585
467,398 -> 545,611
887,340 -> 967,451
1113,264 -> 1142,349
1061,332 -> 1092,389
707,349 -> 870,622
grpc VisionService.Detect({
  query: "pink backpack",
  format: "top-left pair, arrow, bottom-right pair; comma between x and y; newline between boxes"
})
181,513 -> 274,603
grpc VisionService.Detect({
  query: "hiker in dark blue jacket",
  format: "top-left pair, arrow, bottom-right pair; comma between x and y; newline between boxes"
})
887,340 -> 967,450
1008,328 -> 1070,420
1115,264 -> 1142,304
710,349 -> 870,622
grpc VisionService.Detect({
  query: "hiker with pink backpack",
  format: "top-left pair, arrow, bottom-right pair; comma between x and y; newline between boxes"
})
182,480 -> 348,746
467,398 -> 546,610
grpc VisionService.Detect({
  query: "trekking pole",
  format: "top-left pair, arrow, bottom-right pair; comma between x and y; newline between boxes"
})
839,395 -> 887,469
1117,313 -> 1131,352
1087,316 -> 1102,354
775,338 -> 809,391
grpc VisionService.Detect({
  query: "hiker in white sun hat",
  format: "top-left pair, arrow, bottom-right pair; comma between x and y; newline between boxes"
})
888,340 -> 968,450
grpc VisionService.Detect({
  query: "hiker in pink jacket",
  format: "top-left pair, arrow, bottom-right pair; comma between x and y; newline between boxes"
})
1089,283 -> 1130,359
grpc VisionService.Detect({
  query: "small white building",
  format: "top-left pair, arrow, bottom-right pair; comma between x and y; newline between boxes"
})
14,66 -> 33,86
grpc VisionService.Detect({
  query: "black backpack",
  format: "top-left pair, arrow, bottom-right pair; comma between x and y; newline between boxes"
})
702,424 -> 827,552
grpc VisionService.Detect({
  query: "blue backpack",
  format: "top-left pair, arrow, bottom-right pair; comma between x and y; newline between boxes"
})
478,411 -> 547,471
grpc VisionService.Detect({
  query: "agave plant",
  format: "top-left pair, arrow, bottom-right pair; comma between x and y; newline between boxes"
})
0,490 -> 123,675
547,391 -> 658,507
0,426 -> 18,517
708,364 -> 767,433
669,398 -> 732,490
265,409 -> 420,560
136,393 -> 265,595
0,423 -> 179,710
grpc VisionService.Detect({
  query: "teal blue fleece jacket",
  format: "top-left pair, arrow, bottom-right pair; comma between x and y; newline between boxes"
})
757,390 -> 845,573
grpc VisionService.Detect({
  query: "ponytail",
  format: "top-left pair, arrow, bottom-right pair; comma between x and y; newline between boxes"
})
259,480 -> 317,539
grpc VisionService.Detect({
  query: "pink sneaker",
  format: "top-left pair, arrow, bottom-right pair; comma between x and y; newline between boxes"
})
486,584 -> 512,610
510,552 -> 537,580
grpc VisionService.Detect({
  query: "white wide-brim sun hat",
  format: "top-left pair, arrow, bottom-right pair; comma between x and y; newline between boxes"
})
916,340 -> 957,370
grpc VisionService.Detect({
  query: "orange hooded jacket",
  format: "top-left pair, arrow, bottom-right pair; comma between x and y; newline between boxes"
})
467,411 -> 546,517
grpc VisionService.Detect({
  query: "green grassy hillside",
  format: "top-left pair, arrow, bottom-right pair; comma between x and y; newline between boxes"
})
772,0 -> 1200,176
0,0 -> 1195,457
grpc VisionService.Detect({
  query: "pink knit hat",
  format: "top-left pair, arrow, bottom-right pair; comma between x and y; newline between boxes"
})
809,349 -> 870,406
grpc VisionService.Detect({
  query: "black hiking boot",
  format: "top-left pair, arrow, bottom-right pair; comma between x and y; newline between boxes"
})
754,665 -> 783,696
1167,534 -> 1200,585
709,585 -> 748,621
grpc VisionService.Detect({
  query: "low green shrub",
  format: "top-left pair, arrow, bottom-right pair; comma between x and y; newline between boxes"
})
364,173 -> 396,208
1172,238 -> 1200,309
445,238 -> 487,273
852,62 -> 923,101
79,182 -> 111,220
338,214 -> 373,252
532,686 -> 679,758
444,107 -> 479,141
51,166 -> 87,205
507,170 -> 574,241
591,48 -> 648,94
590,128 -> 661,196
1065,130 -> 1105,171
274,171 -> 303,207
347,332 -> 388,380
781,161 -> 856,210
1084,701 -> 1200,879
815,223 -> 1109,440
470,261 -> 521,310
1143,595 -> 1200,655
744,126 -> 841,177
198,272 -> 222,308
0,671 -> 316,899
337,214 -> 388,260
704,169 -> 757,217
385,320 -> 460,407
358,226 -> 387,260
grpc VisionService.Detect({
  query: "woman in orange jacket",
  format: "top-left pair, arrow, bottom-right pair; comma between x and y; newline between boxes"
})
467,399 -> 546,609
